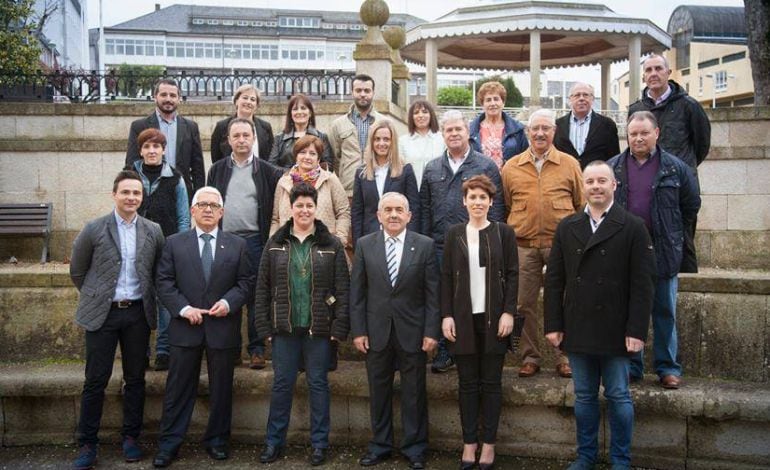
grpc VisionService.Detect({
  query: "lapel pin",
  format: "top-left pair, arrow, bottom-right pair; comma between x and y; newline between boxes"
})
410,247 -> 415,251
220,245 -> 225,249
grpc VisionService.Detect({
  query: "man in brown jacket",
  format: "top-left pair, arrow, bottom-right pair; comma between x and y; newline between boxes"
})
501,108 -> 584,378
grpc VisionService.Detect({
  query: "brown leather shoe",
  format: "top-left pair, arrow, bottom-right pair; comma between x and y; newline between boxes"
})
556,363 -> 572,378
249,354 -> 266,370
660,375 -> 681,389
518,362 -> 540,377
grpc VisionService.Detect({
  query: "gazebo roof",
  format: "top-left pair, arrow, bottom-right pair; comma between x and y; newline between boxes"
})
402,0 -> 671,71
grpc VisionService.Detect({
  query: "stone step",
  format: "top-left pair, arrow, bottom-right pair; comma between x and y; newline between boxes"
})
0,361 -> 768,469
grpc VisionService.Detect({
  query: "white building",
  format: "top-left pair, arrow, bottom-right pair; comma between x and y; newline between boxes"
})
35,0 -> 89,69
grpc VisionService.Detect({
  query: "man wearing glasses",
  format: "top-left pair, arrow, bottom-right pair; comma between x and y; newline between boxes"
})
554,82 -> 620,169
501,109 -> 584,379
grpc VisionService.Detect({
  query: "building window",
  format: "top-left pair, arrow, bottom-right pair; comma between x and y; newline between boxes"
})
106,39 -> 115,54
192,18 -> 204,25
699,76 -> 703,94
698,58 -> 719,69
207,19 -> 219,25
714,70 -> 728,91
722,51 -> 746,64
254,21 -> 262,26
223,20 -> 234,26
681,68 -> 690,76
237,20 -> 248,26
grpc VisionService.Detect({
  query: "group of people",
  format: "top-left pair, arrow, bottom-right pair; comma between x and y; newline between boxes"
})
69,52 -> 708,470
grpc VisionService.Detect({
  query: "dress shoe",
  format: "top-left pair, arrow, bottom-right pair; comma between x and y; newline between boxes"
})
72,443 -> 97,470
660,374 -> 681,389
250,353 -> 267,370
154,354 -> 169,371
518,362 -> 540,377
479,462 -> 495,470
556,363 -> 573,378
259,444 -> 282,463
359,451 -> 391,466
205,445 -> 229,460
310,447 -> 327,466
408,458 -> 426,469
152,450 -> 176,468
431,347 -> 455,373
122,436 -> 143,462
460,460 -> 476,470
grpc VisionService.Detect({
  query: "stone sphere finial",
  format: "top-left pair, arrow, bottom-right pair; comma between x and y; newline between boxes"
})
382,26 -> 406,50
360,0 -> 389,27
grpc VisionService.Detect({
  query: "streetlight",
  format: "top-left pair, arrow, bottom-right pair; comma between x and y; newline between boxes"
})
705,72 -> 735,108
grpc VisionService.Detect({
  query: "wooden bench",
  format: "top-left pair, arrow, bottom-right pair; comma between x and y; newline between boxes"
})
0,203 -> 53,264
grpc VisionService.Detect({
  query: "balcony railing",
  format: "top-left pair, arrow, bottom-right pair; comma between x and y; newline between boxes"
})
0,70 -> 356,103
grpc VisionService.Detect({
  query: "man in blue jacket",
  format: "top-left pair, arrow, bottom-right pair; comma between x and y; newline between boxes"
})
607,111 -> 701,389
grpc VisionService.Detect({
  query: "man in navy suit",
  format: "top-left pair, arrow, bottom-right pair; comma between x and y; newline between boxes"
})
153,186 -> 252,467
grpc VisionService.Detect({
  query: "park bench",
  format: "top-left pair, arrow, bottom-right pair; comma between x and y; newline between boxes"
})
0,203 -> 53,264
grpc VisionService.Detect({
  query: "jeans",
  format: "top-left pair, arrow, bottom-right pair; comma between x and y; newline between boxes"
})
630,276 -> 680,379
568,353 -> 634,467
154,303 -> 170,356
266,334 -> 331,449
243,234 -> 265,356
77,303 -> 150,445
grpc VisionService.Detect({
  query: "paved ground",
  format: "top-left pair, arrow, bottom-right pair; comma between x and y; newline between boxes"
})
0,443 -> 645,469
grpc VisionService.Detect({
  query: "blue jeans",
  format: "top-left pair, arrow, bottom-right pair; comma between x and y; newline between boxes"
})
569,353 -> 634,467
266,334 -> 331,449
243,234 -> 265,356
630,276 -> 680,379
155,303 -> 170,356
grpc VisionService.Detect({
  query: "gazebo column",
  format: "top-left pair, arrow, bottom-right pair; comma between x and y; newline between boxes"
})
529,31 -> 541,107
628,35 -> 642,107
425,38 -> 438,104
600,59 -> 611,111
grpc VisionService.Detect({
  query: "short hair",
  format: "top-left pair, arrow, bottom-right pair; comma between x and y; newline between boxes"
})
377,192 -> 410,212
362,120 -> 404,180
233,83 -> 261,106
283,94 -> 316,134
191,186 -> 224,206
528,108 -> 556,127
583,160 -> 616,181
353,74 -> 375,90
137,128 -> 166,150
227,117 -> 255,136
462,174 -> 497,198
439,110 -> 468,132
290,182 -> 318,205
628,110 -> 658,129
477,81 -> 507,105
113,170 -> 143,193
643,53 -> 670,71
568,82 -> 595,97
153,79 -> 180,96
292,135 -> 325,161
407,99 -> 439,134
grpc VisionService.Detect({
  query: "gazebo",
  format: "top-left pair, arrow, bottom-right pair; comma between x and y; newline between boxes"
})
401,0 -> 671,109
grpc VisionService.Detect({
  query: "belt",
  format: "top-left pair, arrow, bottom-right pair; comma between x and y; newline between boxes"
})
111,299 -> 141,309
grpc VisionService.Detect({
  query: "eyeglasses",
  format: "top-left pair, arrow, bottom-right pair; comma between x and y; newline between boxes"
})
194,202 -> 222,210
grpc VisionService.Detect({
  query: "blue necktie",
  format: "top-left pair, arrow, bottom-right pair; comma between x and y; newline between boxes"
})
386,236 -> 398,286
201,233 -> 213,283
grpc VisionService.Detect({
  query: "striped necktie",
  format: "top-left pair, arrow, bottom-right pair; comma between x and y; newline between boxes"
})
386,236 -> 398,286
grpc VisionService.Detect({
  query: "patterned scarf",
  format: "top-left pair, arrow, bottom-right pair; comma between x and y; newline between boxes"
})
289,164 -> 322,186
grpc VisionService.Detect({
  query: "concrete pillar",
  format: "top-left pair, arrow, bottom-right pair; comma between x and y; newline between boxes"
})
600,59 -> 611,111
628,35 -> 642,108
354,0 -> 394,103
529,31 -> 541,107
425,38 -> 438,105
383,26 -> 411,110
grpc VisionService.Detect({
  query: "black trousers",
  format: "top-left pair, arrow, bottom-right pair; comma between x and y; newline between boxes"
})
365,331 -> 428,460
77,302 -> 150,445
454,315 -> 505,444
157,344 -> 237,453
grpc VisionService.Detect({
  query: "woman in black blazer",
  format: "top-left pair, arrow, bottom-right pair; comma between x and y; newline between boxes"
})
210,84 -> 273,163
268,94 -> 334,170
351,119 -> 419,246
441,175 -> 519,470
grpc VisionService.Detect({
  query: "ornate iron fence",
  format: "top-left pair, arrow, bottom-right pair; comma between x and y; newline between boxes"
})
0,70 -> 356,103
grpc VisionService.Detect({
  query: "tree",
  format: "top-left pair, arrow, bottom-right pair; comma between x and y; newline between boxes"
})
437,86 -> 472,107
0,0 -> 42,75
115,63 -> 166,97
744,0 -> 770,105
472,75 -> 524,108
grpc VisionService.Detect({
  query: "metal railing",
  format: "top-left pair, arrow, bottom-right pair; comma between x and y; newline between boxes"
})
0,70 -> 356,103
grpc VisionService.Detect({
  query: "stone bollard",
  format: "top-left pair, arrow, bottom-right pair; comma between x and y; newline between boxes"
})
383,25 -> 411,110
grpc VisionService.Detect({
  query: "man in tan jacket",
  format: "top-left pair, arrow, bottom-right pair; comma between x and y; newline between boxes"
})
501,108 -> 584,378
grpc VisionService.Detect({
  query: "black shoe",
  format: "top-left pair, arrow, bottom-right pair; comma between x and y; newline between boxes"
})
205,445 -> 228,460
154,354 -> 169,371
359,452 -> 391,466
460,460 -> 476,470
431,345 -> 454,373
152,450 -> 175,468
260,444 -> 282,463
311,447 -> 327,466
409,457 -> 426,469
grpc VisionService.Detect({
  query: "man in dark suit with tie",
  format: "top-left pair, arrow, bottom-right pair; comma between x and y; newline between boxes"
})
554,82 -> 620,169
125,79 -> 205,201
351,192 -> 440,470
152,186 -> 252,467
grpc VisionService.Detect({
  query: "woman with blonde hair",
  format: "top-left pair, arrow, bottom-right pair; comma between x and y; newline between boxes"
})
210,83 -> 273,163
352,119 -> 419,246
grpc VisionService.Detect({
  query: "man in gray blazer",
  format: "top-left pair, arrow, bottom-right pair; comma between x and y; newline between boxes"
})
70,170 -> 165,470
350,192 -> 440,470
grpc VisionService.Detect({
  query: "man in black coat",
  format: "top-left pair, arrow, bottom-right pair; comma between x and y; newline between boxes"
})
351,192 -> 440,470
152,186 -> 252,467
554,82 -> 620,169
125,79 -> 205,201
544,161 -> 656,470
